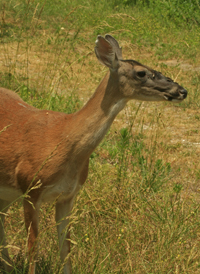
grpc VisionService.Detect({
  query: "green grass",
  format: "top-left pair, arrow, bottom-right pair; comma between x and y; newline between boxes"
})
1,0 -> 200,273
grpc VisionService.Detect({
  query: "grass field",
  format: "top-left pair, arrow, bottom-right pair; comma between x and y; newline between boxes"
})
0,0 -> 200,273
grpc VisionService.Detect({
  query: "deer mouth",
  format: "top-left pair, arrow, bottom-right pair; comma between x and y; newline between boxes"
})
164,95 -> 177,102
164,88 -> 187,102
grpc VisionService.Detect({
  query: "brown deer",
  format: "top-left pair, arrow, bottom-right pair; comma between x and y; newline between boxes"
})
0,35 -> 187,274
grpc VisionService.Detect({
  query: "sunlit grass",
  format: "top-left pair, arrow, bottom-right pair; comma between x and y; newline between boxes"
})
0,0 -> 200,273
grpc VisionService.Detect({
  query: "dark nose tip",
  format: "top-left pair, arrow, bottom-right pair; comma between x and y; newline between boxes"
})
180,88 -> 187,98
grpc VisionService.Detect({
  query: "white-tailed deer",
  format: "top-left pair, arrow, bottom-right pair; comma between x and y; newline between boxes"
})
0,35 -> 187,274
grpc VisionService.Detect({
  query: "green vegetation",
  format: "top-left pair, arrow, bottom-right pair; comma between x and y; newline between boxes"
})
0,0 -> 200,273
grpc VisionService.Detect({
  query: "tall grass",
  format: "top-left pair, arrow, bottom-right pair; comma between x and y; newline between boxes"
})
0,0 -> 200,273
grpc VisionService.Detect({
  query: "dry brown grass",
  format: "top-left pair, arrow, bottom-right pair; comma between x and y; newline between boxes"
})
1,30 -> 200,273
1,35 -> 200,206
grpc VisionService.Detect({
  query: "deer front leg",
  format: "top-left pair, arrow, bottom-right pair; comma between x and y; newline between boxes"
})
0,199 -> 13,273
23,199 -> 39,274
55,199 -> 74,274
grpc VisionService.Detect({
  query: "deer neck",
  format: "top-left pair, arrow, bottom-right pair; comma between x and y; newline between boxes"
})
68,72 -> 127,160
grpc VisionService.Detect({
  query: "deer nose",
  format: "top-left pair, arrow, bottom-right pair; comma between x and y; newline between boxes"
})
179,88 -> 187,98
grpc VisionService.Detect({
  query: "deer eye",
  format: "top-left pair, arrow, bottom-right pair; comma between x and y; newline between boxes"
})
137,71 -> 146,78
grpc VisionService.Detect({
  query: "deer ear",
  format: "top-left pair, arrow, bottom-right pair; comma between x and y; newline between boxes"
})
95,35 -> 122,70
105,34 -> 122,60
